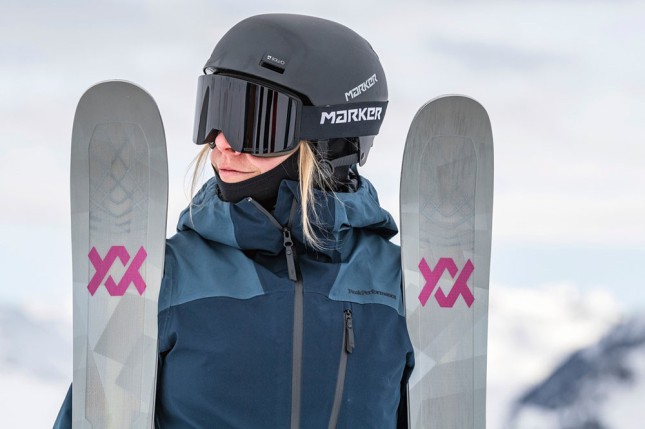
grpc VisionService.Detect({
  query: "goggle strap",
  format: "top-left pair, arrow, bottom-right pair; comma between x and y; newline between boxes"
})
299,101 -> 388,140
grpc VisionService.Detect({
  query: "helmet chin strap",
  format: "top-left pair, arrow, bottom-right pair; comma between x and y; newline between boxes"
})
314,139 -> 360,192
319,153 -> 359,176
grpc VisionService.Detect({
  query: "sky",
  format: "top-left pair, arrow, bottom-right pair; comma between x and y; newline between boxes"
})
1,0 -> 643,312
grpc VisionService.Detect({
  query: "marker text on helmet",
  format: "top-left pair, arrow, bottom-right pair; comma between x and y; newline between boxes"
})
298,101 -> 387,140
320,107 -> 383,125
345,74 -> 378,101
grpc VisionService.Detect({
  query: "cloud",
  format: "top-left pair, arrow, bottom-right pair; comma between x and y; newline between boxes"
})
427,37 -> 568,72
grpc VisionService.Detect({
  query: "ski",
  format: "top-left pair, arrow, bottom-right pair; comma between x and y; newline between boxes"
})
400,95 -> 494,428
71,81 -> 168,428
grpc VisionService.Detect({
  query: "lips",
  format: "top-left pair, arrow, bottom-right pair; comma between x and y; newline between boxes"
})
218,167 -> 250,174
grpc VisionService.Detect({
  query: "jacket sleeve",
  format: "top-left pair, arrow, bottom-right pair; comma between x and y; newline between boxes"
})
53,384 -> 72,429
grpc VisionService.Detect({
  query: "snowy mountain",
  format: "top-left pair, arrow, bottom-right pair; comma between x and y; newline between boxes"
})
507,316 -> 645,429
486,283 -> 623,428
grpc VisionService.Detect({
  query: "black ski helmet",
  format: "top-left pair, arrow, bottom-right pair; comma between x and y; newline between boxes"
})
193,13 -> 388,166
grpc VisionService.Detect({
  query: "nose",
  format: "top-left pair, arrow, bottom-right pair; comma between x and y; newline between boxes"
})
214,133 -> 240,155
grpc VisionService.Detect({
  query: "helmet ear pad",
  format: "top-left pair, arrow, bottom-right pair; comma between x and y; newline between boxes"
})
358,136 -> 374,166
311,138 -> 361,191
315,138 -> 359,162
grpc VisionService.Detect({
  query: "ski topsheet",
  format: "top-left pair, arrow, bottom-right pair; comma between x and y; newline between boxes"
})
71,81 -> 168,428
401,96 -> 493,428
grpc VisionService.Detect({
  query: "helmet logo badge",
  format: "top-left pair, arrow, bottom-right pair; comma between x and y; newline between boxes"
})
260,53 -> 287,74
345,74 -> 378,101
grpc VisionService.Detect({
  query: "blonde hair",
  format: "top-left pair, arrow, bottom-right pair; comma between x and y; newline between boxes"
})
189,140 -> 333,249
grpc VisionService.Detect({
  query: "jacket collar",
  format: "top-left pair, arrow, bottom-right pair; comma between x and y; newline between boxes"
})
177,176 -> 398,256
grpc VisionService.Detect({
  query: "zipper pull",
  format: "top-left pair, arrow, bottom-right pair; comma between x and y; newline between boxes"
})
344,310 -> 354,353
283,227 -> 298,282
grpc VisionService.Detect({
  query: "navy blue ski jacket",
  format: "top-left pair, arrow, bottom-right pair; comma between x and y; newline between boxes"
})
54,176 -> 414,428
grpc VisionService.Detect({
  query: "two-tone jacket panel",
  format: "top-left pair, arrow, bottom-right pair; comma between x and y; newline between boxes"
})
155,177 -> 414,429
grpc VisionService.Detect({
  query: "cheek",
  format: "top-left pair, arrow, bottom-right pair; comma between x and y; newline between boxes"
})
252,154 -> 292,174
209,149 -> 218,169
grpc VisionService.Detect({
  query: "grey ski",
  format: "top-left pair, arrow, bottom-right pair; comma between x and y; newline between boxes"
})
400,95 -> 494,429
71,81 -> 168,428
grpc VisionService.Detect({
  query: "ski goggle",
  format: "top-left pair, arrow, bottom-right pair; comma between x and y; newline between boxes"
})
193,73 -> 388,156
193,74 -> 302,156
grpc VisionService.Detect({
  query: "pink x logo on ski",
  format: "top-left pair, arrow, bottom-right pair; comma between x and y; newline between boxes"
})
87,246 -> 147,296
418,257 -> 475,308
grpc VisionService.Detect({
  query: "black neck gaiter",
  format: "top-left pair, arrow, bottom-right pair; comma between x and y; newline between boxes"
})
215,151 -> 300,211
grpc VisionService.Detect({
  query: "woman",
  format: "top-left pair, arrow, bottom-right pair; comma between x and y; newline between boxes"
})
56,13 -> 414,428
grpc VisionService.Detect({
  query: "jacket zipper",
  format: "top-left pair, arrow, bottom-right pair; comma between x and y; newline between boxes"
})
284,226 -> 304,429
248,198 -> 304,429
328,309 -> 354,429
